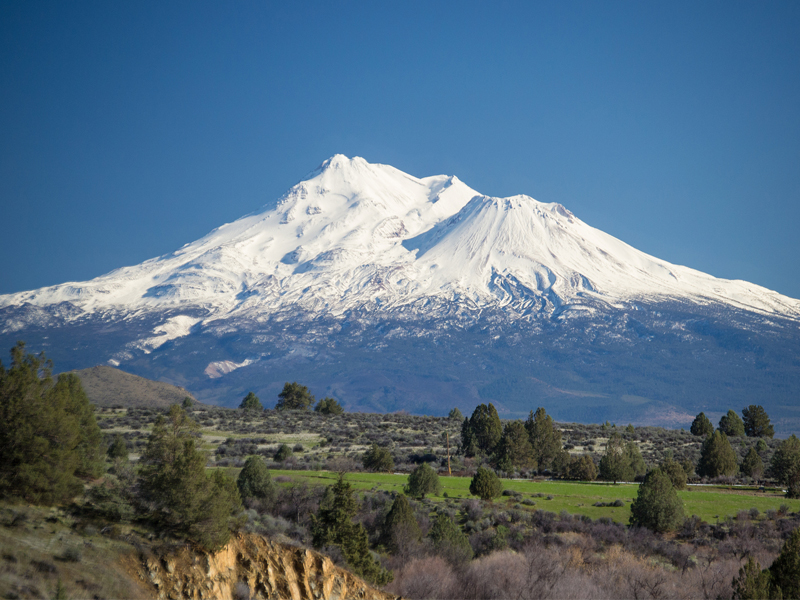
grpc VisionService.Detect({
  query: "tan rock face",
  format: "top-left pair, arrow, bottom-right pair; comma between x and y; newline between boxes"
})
132,533 -> 398,600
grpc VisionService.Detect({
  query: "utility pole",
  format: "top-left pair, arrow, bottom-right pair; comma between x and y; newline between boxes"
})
446,432 -> 452,476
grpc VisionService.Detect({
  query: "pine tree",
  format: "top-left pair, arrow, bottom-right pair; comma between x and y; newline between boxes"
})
742,405 -> 774,438
468,404 -> 502,454
769,527 -> 800,599
624,441 -> 647,480
0,343 -> 103,505
731,556 -> 772,600
599,433 -> 630,484
276,382 -> 315,410
697,430 -> 738,478
107,434 -> 129,461
629,468 -> 684,533
362,444 -> 394,473
495,420 -> 536,473
428,512 -> 473,564
770,434 -> 800,498
525,407 -> 563,471
237,456 -> 276,505
719,409 -> 746,437
380,494 -> 421,554
460,417 -> 478,457
690,412 -> 714,436
660,458 -> 687,490
404,462 -> 441,499
448,407 -> 463,420
314,397 -> 344,415
273,443 -> 293,462
566,455 -> 597,481
469,466 -> 502,500
311,474 -> 391,585
239,392 -> 262,411
741,447 -> 765,480
140,405 -> 243,550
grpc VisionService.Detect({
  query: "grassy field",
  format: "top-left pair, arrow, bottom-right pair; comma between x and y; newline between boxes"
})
266,469 -> 800,524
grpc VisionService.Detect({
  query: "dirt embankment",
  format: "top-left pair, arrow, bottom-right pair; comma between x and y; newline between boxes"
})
129,532 -> 398,600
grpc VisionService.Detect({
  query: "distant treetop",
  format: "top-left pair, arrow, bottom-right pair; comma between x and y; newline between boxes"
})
239,391 -> 263,411
276,382 -> 315,411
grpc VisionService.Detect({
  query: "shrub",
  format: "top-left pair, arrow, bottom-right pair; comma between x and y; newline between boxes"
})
469,467 -> 502,501
404,463 -> 441,499
629,468 -> 684,533
428,513 -> 473,564
239,392 -> 263,411
274,444 -> 293,462
237,456 -> 276,505
314,397 -> 344,415
362,444 -> 394,473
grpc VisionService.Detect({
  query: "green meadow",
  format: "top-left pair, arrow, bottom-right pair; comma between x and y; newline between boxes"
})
267,469 -> 800,524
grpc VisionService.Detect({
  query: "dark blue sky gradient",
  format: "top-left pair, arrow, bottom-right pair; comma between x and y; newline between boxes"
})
2,1 -> 799,298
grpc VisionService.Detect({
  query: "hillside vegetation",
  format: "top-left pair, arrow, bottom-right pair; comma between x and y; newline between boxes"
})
72,365 -> 196,408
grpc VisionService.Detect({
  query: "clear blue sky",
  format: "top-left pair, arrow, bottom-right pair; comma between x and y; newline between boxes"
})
2,1 -> 799,299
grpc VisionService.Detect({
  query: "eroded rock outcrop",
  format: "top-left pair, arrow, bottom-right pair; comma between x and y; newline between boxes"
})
132,533 -> 397,600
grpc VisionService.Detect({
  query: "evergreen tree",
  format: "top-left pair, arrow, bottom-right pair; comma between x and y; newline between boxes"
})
273,443 -> 293,462
362,444 -> 394,473
690,412 -> 714,436
741,447 -> 765,480
731,556 -> 772,600
276,382 -> 315,410
769,527 -> 800,599
404,462 -> 441,499
770,434 -> 800,498
140,405 -> 243,551
182,396 -> 194,409
468,403 -> 502,454
50,373 -> 104,478
525,407 -> 563,471
239,392 -> 262,411
495,420 -> 536,473
314,397 -> 344,415
107,434 -> 129,461
460,417 -> 478,457
311,474 -> 391,585
660,458 -> 687,490
469,466 -> 502,500
0,343 -> 103,505
629,468 -> 684,533
428,512 -> 473,564
566,455 -> 597,481
599,433 -> 629,484
380,494 -> 421,554
448,407 -> 463,420
624,441 -> 647,480
697,430 -> 738,478
237,456 -> 276,505
719,409 -> 746,437
742,405 -> 774,438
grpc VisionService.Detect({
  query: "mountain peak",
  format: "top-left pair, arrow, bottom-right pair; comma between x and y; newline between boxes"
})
1,156 -> 799,325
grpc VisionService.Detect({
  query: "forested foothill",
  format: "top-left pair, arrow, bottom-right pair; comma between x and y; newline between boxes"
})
3,342 -> 800,599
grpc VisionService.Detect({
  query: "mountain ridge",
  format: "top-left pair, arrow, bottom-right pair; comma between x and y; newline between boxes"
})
1,155 -> 799,431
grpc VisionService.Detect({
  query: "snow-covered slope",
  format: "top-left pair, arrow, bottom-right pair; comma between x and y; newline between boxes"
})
4,155 -> 800,430
3,154 -> 799,331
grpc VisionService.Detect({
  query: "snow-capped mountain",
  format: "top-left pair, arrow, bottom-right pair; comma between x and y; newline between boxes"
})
2,156 -> 799,430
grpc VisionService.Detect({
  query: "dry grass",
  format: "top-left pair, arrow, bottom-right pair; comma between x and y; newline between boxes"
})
0,503 -> 150,600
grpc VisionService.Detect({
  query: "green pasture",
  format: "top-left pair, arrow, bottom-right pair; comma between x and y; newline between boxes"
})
268,469 -> 800,524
